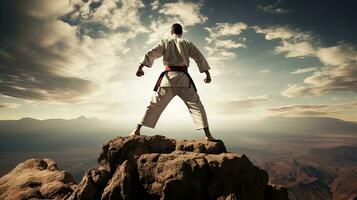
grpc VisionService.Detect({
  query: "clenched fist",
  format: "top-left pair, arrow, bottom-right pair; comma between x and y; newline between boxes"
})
203,70 -> 211,83
136,68 -> 144,77
136,64 -> 145,77
204,77 -> 211,83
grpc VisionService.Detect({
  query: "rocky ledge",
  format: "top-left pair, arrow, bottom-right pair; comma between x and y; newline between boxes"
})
0,159 -> 76,200
0,135 -> 288,200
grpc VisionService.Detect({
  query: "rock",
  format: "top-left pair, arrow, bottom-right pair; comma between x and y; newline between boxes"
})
101,160 -> 144,200
330,168 -> 357,200
265,185 -> 289,200
98,135 -> 176,173
175,139 -> 227,154
1,135 -> 289,200
67,166 -> 110,200
136,151 -> 268,199
217,194 -> 237,200
0,159 -> 75,200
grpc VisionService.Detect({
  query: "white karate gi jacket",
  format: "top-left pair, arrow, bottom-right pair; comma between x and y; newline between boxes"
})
141,34 -> 210,88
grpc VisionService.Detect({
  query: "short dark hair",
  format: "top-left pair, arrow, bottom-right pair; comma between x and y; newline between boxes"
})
171,23 -> 183,35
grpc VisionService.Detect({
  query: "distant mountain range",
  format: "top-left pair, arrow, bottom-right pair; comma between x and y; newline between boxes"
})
1,115 -> 356,153
248,116 -> 357,135
0,116 -> 102,136
0,116 -> 122,153
1,116 -> 356,136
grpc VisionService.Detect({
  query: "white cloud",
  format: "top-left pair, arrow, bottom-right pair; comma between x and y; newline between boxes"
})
290,67 -> 318,74
269,100 -> 357,121
253,26 -> 315,58
0,103 -> 20,109
205,46 -> 235,58
205,22 -> 248,43
225,95 -> 268,108
58,0 -> 147,103
0,0 -> 147,103
259,69 -> 271,73
151,0 -> 160,10
253,26 -> 310,41
70,0 -> 146,33
237,95 -> 268,102
269,104 -> 328,116
303,64 -> 357,95
275,40 -> 315,58
24,0 -> 73,19
291,49 -> 357,96
257,3 -> 290,15
158,1 -> 207,26
0,1 -> 96,102
255,25 -> 357,97
214,39 -> 246,49
146,20 -> 172,44
281,84 -> 311,98
316,45 -> 356,66
204,22 -> 248,67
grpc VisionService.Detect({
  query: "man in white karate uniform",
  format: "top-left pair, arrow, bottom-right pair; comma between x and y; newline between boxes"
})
130,23 -> 216,141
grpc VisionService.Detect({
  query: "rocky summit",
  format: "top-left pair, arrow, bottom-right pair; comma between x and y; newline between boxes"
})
0,135 -> 288,200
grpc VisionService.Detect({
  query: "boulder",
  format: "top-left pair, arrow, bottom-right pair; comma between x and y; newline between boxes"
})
136,151 -> 268,200
67,166 -> 110,200
0,159 -> 75,200
175,139 -> 227,154
98,135 -> 176,173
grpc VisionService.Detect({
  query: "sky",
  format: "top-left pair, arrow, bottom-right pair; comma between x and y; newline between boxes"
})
0,0 -> 356,126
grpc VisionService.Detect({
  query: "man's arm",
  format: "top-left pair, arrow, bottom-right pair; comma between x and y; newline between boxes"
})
188,42 -> 212,83
136,40 -> 165,77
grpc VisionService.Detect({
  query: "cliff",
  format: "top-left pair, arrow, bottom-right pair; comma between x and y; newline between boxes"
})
0,135 -> 288,200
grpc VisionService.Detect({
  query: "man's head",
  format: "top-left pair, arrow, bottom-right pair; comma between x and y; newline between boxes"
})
171,23 -> 183,35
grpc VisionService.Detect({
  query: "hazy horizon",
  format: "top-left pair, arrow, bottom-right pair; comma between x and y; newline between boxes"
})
1,116 -> 356,184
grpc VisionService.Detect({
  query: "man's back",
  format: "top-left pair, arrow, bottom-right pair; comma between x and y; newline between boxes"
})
141,35 -> 210,87
161,35 -> 194,67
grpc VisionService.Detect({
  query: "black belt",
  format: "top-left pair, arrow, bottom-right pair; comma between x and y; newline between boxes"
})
153,66 -> 197,92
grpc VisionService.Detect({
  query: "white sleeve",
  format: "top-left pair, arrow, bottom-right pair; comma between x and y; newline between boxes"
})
188,42 -> 210,73
140,40 -> 165,67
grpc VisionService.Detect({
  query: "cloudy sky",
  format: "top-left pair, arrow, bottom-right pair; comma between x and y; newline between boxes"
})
0,0 -> 356,126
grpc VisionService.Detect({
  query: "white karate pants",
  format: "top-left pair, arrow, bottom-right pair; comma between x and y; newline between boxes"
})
139,86 -> 209,130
